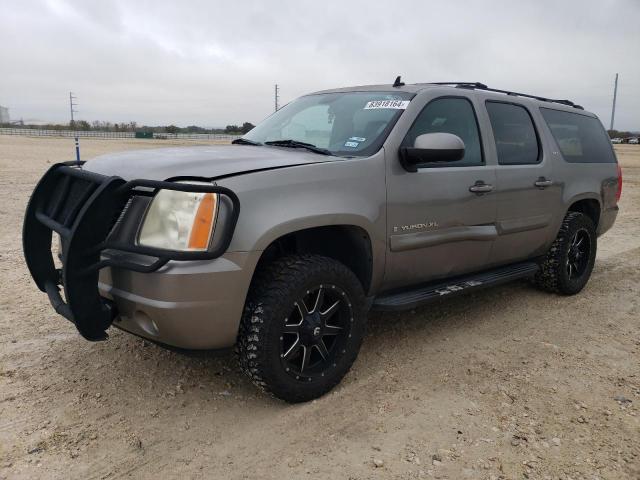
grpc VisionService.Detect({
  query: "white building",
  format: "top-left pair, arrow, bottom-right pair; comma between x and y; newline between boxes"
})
0,106 -> 9,124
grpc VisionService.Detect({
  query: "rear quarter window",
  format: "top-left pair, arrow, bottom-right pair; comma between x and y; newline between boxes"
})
540,108 -> 616,163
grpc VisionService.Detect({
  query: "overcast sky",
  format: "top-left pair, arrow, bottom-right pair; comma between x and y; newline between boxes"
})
1,0 -> 639,130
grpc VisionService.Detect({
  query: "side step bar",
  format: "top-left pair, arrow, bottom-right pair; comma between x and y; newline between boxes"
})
373,261 -> 539,311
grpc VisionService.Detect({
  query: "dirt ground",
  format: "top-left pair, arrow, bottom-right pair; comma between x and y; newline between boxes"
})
0,136 -> 638,480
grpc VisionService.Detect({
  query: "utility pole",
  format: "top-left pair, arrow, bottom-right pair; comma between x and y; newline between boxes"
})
69,92 -> 78,126
69,92 -> 81,165
610,73 -> 618,131
274,84 -> 280,112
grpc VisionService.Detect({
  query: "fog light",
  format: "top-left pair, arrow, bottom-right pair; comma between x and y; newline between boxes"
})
134,311 -> 159,336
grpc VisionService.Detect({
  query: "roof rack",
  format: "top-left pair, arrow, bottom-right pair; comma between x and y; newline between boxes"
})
424,82 -> 584,110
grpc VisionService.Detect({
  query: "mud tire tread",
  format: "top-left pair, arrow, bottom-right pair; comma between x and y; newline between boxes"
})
533,211 -> 597,295
236,254 -> 366,403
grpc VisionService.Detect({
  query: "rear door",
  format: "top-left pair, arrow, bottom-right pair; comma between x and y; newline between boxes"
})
383,94 -> 497,291
482,100 -> 563,265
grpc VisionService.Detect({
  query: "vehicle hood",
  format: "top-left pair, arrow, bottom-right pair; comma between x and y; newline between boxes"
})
84,145 -> 333,181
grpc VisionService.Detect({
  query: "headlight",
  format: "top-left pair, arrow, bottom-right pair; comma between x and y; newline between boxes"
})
137,187 -> 218,251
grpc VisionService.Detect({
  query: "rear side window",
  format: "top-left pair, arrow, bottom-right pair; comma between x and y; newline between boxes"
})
486,102 -> 540,165
540,108 -> 616,163
402,97 -> 483,167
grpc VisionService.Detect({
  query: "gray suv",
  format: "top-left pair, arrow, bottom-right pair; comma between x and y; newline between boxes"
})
23,80 -> 622,402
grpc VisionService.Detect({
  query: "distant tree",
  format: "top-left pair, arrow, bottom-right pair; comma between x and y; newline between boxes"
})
76,120 -> 91,131
240,122 -> 255,134
3,119 -> 256,135
608,129 -> 632,139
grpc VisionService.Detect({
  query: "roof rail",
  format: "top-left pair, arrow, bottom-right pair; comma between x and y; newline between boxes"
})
423,82 -> 584,110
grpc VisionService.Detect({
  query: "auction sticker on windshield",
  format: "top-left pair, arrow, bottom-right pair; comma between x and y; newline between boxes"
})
364,100 -> 410,110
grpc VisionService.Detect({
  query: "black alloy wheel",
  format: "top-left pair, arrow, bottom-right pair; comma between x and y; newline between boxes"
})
566,228 -> 591,280
280,284 -> 353,382
534,211 -> 597,295
237,255 -> 367,403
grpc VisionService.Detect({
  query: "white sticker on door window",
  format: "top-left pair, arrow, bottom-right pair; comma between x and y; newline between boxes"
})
349,136 -> 366,142
344,141 -> 359,148
364,100 -> 410,110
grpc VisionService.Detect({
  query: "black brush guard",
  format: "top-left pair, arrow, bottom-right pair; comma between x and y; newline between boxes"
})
23,162 -> 240,341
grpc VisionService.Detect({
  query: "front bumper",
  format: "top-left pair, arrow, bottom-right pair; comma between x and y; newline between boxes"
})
99,252 -> 260,349
22,162 -> 240,342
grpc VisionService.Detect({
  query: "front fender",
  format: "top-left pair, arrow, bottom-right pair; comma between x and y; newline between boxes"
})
218,152 -> 388,290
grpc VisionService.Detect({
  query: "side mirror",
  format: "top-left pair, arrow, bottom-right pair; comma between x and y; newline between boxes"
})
399,133 -> 465,172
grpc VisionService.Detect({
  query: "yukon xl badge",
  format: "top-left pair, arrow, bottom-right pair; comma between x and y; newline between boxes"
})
393,221 -> 438,233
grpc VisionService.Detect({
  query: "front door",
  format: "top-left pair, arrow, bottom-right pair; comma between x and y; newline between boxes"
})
384,96 -> 497,291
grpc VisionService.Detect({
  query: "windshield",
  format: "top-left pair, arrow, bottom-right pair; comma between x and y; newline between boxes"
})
242,91 -> 414,157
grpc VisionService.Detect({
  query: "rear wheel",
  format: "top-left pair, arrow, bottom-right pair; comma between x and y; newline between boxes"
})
237,255 -> 367,403
533,211 -> 597,295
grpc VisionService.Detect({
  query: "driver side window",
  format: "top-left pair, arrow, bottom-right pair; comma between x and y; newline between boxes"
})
403,97 -> 484,167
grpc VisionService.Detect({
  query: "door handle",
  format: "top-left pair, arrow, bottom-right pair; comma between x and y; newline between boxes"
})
469,182 -> 494,194
534,178 -> 553,188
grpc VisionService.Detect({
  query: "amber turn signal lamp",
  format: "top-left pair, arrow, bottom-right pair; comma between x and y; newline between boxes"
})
188,193 -> 217,249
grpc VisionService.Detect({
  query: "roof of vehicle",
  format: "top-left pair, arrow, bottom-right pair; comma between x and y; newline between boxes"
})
310,80 -> 596,117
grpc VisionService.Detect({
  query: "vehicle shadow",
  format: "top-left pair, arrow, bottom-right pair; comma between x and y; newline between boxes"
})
69,278 -> 539,407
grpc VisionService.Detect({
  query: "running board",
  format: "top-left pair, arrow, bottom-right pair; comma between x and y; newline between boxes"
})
373,261 -> 539,311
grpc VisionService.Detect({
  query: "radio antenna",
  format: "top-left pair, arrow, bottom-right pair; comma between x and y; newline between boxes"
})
393,76 -> 405,87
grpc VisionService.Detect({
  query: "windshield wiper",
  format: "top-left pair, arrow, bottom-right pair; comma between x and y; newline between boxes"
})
232,138 -> 262,146
264,139 -> 332,156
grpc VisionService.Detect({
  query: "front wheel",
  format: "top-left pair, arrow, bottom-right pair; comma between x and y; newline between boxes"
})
237,255 -> 367,403
533,211 -> 597,295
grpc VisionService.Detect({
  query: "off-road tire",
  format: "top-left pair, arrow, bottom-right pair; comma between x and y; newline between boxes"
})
237,254 -> 367,403
533,211 -> 597,295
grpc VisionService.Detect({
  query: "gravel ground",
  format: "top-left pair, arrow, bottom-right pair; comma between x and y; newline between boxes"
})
1,136 -> 638,480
